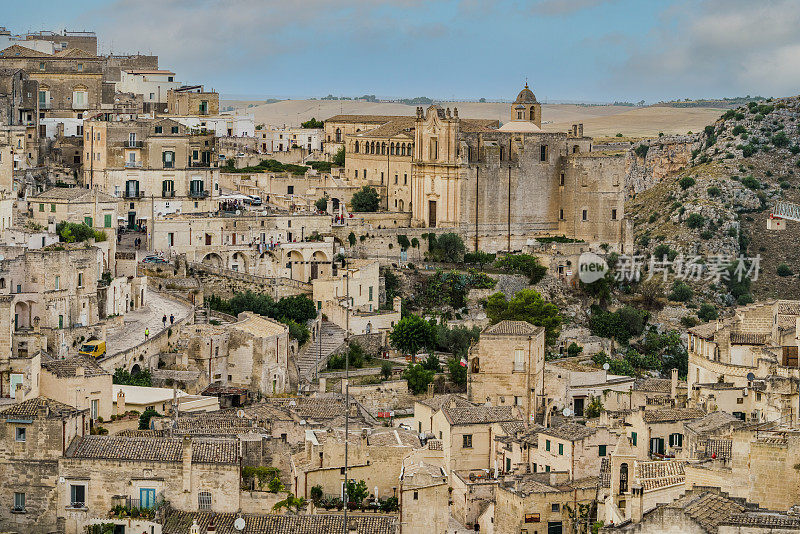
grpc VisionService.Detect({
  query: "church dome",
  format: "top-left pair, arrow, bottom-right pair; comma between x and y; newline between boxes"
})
514,83 -> 537,104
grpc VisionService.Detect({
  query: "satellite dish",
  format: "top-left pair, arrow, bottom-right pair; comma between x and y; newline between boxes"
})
235,210 -> 241,215
747,372 -> 755,381
562,408 -> 572,417
0,254 -> 5,261
59,477 -> 65,484
236,409 -> 245,418
234,517 -> 246,531
603,363 -> 610,371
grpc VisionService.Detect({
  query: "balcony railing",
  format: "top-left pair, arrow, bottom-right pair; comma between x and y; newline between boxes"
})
162,190 -> 175,198
123,190 -> 144,199
124,161 -> 142,168
72,102 -> 89,110
125,140 -> 144,148
189,190 -> 209,199
513,362 -> 525,372
191,161 -> 212,168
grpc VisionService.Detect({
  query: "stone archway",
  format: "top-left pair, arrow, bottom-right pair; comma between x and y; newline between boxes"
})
202,253 -> 223,269
229,252 -> 248,273
287,250 -> 305,281
310,250 -> 329,279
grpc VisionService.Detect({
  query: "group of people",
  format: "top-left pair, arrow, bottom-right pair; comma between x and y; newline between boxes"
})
144,314 -> 176,340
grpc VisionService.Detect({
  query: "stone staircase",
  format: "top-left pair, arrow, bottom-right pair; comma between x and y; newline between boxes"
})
194,307 -> 209,324
297,321 -> 346,381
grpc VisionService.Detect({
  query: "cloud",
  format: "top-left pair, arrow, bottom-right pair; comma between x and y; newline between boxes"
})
528,0 -> 621,16
613,0 -> 800,99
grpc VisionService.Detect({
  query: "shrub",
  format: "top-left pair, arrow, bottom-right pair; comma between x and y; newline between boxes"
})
741,144 -> 757,157
697,304 -> 718,321
402,363 -> 435,394
634,144 -> 649,158
566,342 -> 583,357
669,281 -> 693,302
315,196 -> 328,211
648,213 -> 658,223
351,186 -> 380,212
332,146 -> 345,166
494,254 -> 547,284
777,263 -> 793,277
732,125 -> 746,136
707,186 -> 722,197
138,408 -> 161,430
741,175 -> 761,190
679,176 -> 696,189
772,131 -> 790,148
700,230 -> 713,239
680,316 -> 699,328
781,181 -> 791,189
380,360 -> 393,381
686,213 -> 705,229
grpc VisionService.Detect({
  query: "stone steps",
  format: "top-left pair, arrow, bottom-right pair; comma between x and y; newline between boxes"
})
297,322 -> 346,380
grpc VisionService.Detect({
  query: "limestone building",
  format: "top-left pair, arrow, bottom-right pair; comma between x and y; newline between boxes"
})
167,85 -> 219,116
469,320 -> 545,422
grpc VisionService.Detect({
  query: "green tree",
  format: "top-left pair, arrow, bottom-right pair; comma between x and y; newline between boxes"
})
588,305 -> 648,344
310,485 -> 324,504
668,280 -> 693,302
585,396 -> 604,418
348,231 -> 356,247
447,357 -> 467,387
345,479 -> 369,505
138,408 -> 161,430
272,493 -> 307,514
113,367 -> 152,387
390,315 -> 437,358
463,251 -> 496,269
333,146 -> 345,166
697,304 -> 718,321
421,353 -> 441,372
402,363 -> 435,394
494,254 -> 547,284
380,360 -> 393,380
315,196 -> 328,212
566,342 -> 583,357
351,186 -> 380,212
485,289 -> 562,346
301,117 -> 324,128
427,233 -> 466,263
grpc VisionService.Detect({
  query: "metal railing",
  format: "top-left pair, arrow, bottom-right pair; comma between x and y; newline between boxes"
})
124,161 -> 142,168
189,190 -> 209,198
123,190 -> 144,199
125,140 -> 144,148
162,190 -> 175,198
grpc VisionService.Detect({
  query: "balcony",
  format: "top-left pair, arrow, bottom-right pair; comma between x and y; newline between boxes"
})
125,140 -> 144,148
191,161 -> 212,168
123,190 -> 144,199
72,102 -> 89,111
162,190 -> 175,198
124,161 -> 142,168
513,362 -> 526,373
188,190 -> 209,199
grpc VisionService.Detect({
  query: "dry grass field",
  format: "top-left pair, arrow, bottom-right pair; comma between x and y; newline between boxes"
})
225,99 -> 725,139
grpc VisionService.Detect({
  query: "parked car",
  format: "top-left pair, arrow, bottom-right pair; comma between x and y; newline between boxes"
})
142,255 -> 168,264
78,340 -> 106,359
248,195 -> 262,206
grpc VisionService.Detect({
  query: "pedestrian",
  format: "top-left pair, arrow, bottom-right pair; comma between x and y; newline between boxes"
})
144,328 -> 149,340
170,314 -> 174,325
162,315 -> 167,328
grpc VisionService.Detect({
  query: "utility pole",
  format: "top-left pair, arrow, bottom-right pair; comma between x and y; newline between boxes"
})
343,259 -> 350,532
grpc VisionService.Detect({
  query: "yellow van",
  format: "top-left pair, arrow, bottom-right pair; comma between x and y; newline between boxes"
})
78,340 -> 106,359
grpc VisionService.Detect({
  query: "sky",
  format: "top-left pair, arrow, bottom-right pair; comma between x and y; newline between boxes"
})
4,0 -> 799,103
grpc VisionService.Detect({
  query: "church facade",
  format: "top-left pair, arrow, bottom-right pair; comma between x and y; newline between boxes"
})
327,85 -> 632,252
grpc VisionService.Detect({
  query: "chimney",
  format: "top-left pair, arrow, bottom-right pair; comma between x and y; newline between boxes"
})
578,123 -> 584,137
453,107 -> 458,118
189,521 -> 200,534
630,485 -> 644,522
449,398 -> 457,410
182,436 -> 193,493
671,368 -> 678,400
116,389 -> 125,415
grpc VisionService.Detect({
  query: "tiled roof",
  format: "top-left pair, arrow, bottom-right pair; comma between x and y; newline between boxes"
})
366,428 -> 421,448
688,321 -> 718,339
706,438 -> 733,460
777,301 -> 800,315
162,510 -> 398,534
0,397 -> 81,419
635,459 -> 685,491
41,355 -> 109,378
633,378 -> 686,393
427,439 -> 443,451
67,436 -> 239,464
684,411 -> 741,436
643,408 -> 705,424
443,405 -> 518,426
540,422 -> 597,442
483,320 -> 540,336
30,187 -> 116,202
722,512 -> 800,528
326,114 -> 408,124
354,117 -> 416,139
417,394 -> 473,411
730,332 -> 769,345
0,44 -> 50,58
668,490 -> 745,532
264,396 -> 352,421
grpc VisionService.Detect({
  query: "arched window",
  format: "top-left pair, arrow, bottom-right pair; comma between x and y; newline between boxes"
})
573,145 -> 580,154
335,128 -> 341,142
530,107 -> 536,121
619,463 -> 628,494
0,278 -> 5,289
401,144 -> 406,156
381,142 -> 386,155
354,141 -> 359,153
370,141 -> 375,154
390,142 -> 395,155
398,200 -> 404,211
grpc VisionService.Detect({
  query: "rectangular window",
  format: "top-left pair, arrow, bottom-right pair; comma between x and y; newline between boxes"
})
55,276 -> 60,290
611,209 -> 618,220
13,492 -> 25,511
631,432 -> 637,446
582,209 -> 588,221
51,204 -> 56,212
413,491 -> 419,500
70,484 -> 86,507
90,399 -> 99,420
15,427 -> 26,442
287,186 -> 294,195
545,439 -> 551,451
560,173 -> 565,186
514,348 -> 525,372
171,126 -> 179,134
669,433 -> 683,448
540,145 -> 548,162
599,445 -> 607,457
558,443 -> 564,455
198,491 -> 212,510
551,503 -> 560,513
77,273 -> 83,288
369,286 -> 373,301
38,203 -> 44,212
155,126 -> 163,133
84,216 -> 92,227
462,434 -> 473,448
104,214 -> 112,228
163,151 -> 174,169
545,465 -> 550,472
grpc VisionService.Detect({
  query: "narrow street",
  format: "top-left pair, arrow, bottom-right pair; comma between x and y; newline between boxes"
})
105,290 -> 192,357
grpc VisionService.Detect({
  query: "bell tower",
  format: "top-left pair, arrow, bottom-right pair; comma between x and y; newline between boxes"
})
512,82 -> 541,128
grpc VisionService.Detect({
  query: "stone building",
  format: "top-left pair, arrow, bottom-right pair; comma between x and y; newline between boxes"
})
176,312 -> 290,396
258,125 -> 323,154
40,355 -> 112,422
491,472 -> 598,534
469,320 -> 546,422
167,85 -> 219,116
531,423 -> 618,480
327,85 -> 632,252
687,300 -> 800,425
115,68 -> 180,112
290,426 -> 421,500
0,68 -> 39,169
624,407 -> 706,459
59,435 -> 241,534
82,116 -> 220,227
0,397 -> 88,534
399,459 -> 448,534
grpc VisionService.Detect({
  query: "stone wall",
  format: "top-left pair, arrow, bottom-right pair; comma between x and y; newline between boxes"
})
625,136 -> 699,196
346,379 -> 412,412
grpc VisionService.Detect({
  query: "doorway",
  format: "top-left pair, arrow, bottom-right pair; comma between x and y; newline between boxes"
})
428,200 -> 437,227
